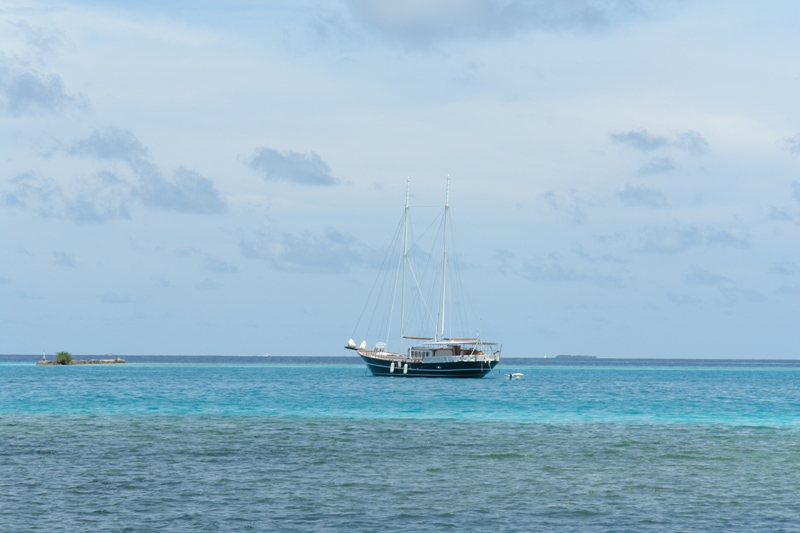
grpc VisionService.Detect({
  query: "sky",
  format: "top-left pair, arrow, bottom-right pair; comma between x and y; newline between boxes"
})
2,0 -> 800,358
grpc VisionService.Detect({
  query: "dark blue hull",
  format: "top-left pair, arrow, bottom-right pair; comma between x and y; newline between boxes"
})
359,354 -> 498,378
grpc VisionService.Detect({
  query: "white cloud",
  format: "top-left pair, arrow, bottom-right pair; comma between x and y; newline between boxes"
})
241,227 -> 366,273
343,0 -> 650,48
0,62 -> 86,116
99,292 -> 131,304
52,251 -> 76,267
781,134 -> 800,155
667,291 -> 698,305
65,128 -> 227,216
706,231 -> 748,249
246,147 -> 337,186
720,287 -> 764,305
792,181 -> 800,204
770,262 -> 798,276
767,206 -> 792,221
541,189 -> 587,224
684,266 -> 728,286
636,226 -> 703,254
611,129 -> 708,160
68,126 -> 148,163
610,129 -> 668,152
204,257 -> 238,274
636,226 -> 748,254
637,157 -> 675,176
136,166 -> 227,215
672,130 -> 709,156
618,183 -> 668,208
776,285 -> 800,295
521,254 -> 623,287
2,170 -> 133,224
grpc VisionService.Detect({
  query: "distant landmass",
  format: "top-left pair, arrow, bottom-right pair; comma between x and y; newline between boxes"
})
555,355 -> 597,360
37,357 -> 126,366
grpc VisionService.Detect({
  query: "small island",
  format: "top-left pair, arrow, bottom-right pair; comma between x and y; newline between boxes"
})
555,354 -> 597,361
37,351 -> 126,365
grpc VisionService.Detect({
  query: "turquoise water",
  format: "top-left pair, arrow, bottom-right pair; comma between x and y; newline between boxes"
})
3,358 -> 800,531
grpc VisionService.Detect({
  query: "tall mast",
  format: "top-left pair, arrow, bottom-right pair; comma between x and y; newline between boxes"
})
400,177 -> 410,354
439,176 -> 449,341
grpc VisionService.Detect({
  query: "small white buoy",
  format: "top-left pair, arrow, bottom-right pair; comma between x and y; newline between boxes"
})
390,362 -> 395,373
403,363 -> 408,374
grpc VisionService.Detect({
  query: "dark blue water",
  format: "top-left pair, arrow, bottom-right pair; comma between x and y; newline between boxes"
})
2,357 -> 800,531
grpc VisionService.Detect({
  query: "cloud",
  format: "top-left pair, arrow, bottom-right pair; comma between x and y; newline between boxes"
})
64,171 -> 133,224
342,0 -> 650,48
611,129 -> 708,155
768,205 -> 792,221
706,231 -> 748,249
99,292 -> 131,304
673,130 -> 709,155
241,227 -> 365,273
636,226 -> 748,254
541,189 -> 586,224
64,127 -> 227,216
770,262 -> 798,276
246,147 -> 337,186
174,249 -> 237,273
195,279 -> 223,290
53,251 -> 76,267
521,254 -> 623,287
493,248 -> 516,275
521,256 -> 583,282
720,287 -> 764,305
8,20 -> 65,56
684,266 -> 727,286
68,126 -> 148,163
4,129 -> 226,219
1,171 -> 60,209
65,193 -> 132,224
204,257 -> 238,274
617,183 -> 667,208
637,157 -> 675,175
610,130 -> 668,152
776,285 -> 800,295
136,166 -> 227,214
781,134 -> 800,155
2,170 -> 133,224
792,181 -> 800,204
667,291 -> 698,305
636,226 -> 703,254
0,63 -> 86,117
680,267 -> 764,306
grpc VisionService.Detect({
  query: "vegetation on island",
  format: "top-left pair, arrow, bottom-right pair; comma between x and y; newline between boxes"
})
55,351 -> 73,365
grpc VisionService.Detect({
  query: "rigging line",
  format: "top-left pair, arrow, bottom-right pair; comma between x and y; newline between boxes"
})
446,211 -> 481,335
403,206 -> 446,340
414,211 -> 443,323
406,260 -> 438,335
384,211 -> 407,348
358,214 -> 405,341
408,208 -> 442,251
433,208 -> 448,341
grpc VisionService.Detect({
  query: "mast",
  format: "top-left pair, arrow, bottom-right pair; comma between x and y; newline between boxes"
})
439,176 -> 449,341
400,178 -> 409,354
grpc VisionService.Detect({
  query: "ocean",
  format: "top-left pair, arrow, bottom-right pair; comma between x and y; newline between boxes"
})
2,356 -> 800,531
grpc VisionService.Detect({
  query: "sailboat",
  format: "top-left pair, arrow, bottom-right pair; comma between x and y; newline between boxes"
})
345,178 -> 501,378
